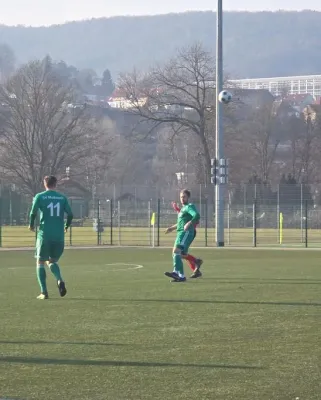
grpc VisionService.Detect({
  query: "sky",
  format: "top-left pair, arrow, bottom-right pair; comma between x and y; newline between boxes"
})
1,0 -> 321,27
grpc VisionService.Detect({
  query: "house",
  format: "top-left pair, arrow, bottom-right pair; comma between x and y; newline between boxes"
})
108,88 -> 147,109
83,93 -> 110,108
231,88 -> 274,108
272,98 -> 299,119
314,96 -> 321,105
283,94 -> 314,113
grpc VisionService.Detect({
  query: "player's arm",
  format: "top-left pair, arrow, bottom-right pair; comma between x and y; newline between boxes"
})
184,204 -> 200,231
165,224 -> 177,234
171,201 -> 181,213
64,198 -> 73,232
29,195 -> 40,231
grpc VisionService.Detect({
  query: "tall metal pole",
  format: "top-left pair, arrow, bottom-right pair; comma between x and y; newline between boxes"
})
215,0 -> 225,246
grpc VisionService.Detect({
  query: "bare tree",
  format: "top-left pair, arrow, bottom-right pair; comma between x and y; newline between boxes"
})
83,118 -> 150,195
0,60 -> 96,195
119,43 -> 220,184
238,104 -> 281,183
297,107 -> 321,183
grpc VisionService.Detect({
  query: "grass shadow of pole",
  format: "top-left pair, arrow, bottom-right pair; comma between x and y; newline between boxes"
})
0,355 -> 264,370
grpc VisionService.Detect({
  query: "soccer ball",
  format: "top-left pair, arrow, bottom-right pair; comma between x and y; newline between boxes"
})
218,90 -> 232,104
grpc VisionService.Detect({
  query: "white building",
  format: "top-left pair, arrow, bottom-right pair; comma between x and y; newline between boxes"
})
230,75 -> 321,97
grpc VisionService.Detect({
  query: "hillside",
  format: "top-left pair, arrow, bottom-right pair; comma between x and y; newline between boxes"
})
1,11 -> 321,78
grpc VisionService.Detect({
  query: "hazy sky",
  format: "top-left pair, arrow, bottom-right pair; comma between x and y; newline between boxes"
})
1,0 -> 321,27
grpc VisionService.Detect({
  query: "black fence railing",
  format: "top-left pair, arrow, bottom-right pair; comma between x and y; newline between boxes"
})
0,197 -> 320,248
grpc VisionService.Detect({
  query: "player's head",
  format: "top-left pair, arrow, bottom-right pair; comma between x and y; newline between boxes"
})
180,189 -> 191,205
44,175 -> 57,190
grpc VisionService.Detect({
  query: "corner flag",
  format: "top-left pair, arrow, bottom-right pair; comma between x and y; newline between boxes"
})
151,212 -> 156,226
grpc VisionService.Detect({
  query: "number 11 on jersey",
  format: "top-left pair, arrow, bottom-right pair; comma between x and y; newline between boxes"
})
47,202 -> 61,217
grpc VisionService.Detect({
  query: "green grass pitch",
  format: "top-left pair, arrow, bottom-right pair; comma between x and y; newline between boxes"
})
0,248 -> 320,399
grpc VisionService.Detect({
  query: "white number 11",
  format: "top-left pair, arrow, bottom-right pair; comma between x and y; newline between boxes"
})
47,202 -> 61,217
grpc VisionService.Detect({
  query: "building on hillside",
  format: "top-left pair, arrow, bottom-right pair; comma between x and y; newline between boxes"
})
231,75 -> 321,97
84,94 -> 110,107
232,88 -> 274,108
108,88 -> 147,109
283,94 -> 314,112
314,96 -> 321,105
272,99 -> 299,119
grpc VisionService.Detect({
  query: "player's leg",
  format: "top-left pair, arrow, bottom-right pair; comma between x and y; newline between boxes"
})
183,229 -> 203,278
48,241 -> 67,297
181,230 -> 197,271
189,257 -> 203,278
182,253 -> 196,271
164,247 -> 186,282
165,231 -> 191,282
173,246 -> 185,280
35,238 -> 49,299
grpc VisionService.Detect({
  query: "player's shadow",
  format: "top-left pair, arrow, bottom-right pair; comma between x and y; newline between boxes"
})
68,298 -> 321,307
0,340 -> 125,346
0,355 -> 264,370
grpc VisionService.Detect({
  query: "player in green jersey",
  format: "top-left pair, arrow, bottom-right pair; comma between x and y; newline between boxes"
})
29,176 -> 73,299
164,189 -> 203,282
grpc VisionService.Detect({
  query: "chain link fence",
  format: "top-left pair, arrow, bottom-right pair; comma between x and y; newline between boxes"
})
1,183 -> 321,248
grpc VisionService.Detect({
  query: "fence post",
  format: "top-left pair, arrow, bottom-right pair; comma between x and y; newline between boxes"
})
69,199 -> 72,246
110,199 -> 113,245
305,199 -> 308,248
148,200 -> 151,246
157,198 -> 160,247
227,202 -> 230,245
9,187 -> 12,226
199,184 -> 202,227
301,184 -> 304,243
277,184 -> 280,244
243,183 -> 246,228
253,201 -> 257,247
97,199 -> 100,246
118,200 -> 121,246
205,199 -> 208,247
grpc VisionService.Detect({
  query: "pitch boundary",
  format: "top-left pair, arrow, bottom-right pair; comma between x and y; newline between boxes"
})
1,245 -> 321,252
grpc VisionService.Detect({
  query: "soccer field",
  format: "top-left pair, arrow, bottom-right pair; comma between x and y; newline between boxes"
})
0,248 -> 320,400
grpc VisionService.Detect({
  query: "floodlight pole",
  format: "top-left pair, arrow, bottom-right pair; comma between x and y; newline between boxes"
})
215,0 -> 225,246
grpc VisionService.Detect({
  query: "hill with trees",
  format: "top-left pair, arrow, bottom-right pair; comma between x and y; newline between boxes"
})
1,11 -> 321,78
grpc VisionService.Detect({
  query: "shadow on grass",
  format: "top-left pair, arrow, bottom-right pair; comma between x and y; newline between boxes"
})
67,298 -> 321,307
0,340 -> 125,346
0,355 -> 263,370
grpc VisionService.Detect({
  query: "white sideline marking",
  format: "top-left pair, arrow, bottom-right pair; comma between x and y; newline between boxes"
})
3,263 -> 144,272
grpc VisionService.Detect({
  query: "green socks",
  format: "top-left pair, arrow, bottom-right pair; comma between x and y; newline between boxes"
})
48,263 -> 63,282
37,265 -> 47,293
173,253 -> 184,277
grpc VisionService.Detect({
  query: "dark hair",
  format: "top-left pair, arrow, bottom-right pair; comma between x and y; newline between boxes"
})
44,175 -> 57,188
180,189 -> 191,198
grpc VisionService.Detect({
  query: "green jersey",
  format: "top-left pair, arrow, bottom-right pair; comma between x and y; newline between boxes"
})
176,203 -> 200,232
29,190 -> 73,241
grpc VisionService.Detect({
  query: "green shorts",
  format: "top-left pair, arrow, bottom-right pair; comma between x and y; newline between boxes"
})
35,238 -> 64,262
174,230 -> 195,255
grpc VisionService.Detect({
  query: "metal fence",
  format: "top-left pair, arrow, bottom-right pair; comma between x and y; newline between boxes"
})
1,183 -> 321,248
